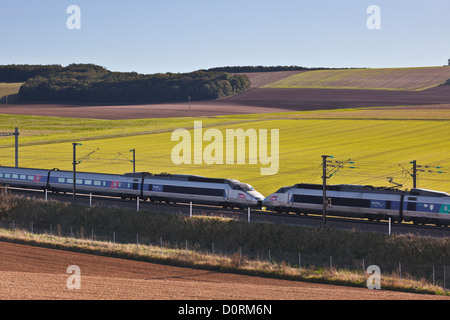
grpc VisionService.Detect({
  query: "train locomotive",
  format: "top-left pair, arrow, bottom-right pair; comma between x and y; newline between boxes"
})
0,166 -> 264,209
262,183 -> 450,226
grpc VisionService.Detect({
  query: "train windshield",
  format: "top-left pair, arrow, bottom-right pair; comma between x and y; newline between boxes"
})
233,183 -> 254,191
240,184 -> 254,191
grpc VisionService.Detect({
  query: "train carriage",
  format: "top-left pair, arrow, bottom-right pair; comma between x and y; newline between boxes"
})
403,188 -> 450,226
263,183 -> 450,226
0,166 -> 49,190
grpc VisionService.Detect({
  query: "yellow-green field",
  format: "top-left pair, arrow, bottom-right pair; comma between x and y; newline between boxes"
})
1,107 -> 449,195
267,67 -> 450,91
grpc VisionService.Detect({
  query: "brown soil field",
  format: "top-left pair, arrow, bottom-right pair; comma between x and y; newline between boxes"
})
1,70 -> 449,120
1,85 -> 450,120
0,241 -> 448,300
235,71 -> 305,88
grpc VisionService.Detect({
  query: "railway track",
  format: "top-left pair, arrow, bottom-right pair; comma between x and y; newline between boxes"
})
5,186 -> 450,238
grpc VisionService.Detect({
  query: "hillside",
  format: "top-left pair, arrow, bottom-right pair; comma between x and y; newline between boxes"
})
267,67 -> 450,91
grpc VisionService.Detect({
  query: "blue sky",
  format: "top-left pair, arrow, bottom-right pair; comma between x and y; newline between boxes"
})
0,0 -> 449,74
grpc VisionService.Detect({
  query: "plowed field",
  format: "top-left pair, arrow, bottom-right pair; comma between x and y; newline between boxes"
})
0,242 -> 448,300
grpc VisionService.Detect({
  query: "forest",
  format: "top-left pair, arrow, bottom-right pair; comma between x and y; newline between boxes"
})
0,64 -> 251,103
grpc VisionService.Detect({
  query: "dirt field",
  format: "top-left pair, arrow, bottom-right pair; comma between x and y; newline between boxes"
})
0,241 -> 447,300
1,70 -> 450,120
1,84 -> 449,120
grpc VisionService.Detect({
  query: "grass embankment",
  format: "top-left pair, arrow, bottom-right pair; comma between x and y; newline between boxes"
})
267,67 -> 450,91
1,194 -> 449,295
1,108 -> 449,195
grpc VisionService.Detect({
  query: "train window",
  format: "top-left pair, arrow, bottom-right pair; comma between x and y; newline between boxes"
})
67,178 -> 73,184
85,180 -> 92,185
0,173 -> 3,178
12,174 -> 18,179
27,175 -> 34,180
20,174 -> 26,180
4,174 -> 10,178
93,181 -> 101,186
76,179 -> 83,185
58,178 -> 65,183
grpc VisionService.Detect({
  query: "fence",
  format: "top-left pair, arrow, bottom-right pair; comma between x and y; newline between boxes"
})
1,218 -> 448,291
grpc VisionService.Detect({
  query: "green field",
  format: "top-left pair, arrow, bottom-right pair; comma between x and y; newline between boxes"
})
1,107 -> 449,195
267,67 -> 450,91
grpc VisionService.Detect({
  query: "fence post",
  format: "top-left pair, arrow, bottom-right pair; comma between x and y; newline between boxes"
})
239,246 -> 242,267
137,197 -> 140,211
190,202 -> 192,217
247,207 -> 250,223
89,193 -> 92,207
362,259 -> 366,280
432,265 -> 435,286
444,266 -> 446,290
330,256 -> 333,277
298,253 -> 301,273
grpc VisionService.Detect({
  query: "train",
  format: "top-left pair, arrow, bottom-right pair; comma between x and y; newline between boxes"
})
263,183 -> 450,227
0,166 -> 264,209
1,165 -> 450,227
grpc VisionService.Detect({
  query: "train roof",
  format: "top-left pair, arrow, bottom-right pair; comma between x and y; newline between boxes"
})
0,166 -> 240,185
292,183 -> 401,192
290,183 -> 449,196
124,172 -> 238,184
409,188 -> 450,197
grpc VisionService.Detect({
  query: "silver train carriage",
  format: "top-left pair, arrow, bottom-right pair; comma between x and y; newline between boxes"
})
0,166 -> 264,209
263,183 -> 450,226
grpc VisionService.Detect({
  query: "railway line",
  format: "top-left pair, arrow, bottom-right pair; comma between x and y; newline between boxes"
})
5,186 -> 450,238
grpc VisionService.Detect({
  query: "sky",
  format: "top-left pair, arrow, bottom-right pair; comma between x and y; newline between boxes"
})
0,0 -> 449,74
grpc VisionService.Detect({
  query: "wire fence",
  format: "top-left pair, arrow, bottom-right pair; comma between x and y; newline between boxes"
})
1,218 -> 448,291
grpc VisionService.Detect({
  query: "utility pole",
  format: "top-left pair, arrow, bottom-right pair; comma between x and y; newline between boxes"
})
14,127 -> 19,168
0,127 -> 19,167
73,143 -> 79,201
130,149 -> 136,173
321,155 -> 355,226
72,144 -> 98,200
322,155 -> 332,226
411,160 -> 417,188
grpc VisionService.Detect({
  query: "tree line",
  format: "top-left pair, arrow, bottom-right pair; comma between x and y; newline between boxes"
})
0,64 -> 251,103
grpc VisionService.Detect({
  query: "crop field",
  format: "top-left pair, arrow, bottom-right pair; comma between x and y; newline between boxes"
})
0,83 -> 22,101
267,67 -> 450,91
1,107 -> 449,196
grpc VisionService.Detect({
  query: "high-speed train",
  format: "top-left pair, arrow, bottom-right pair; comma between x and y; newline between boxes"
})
0,166 -> 264,209
263,183 -> 450,226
